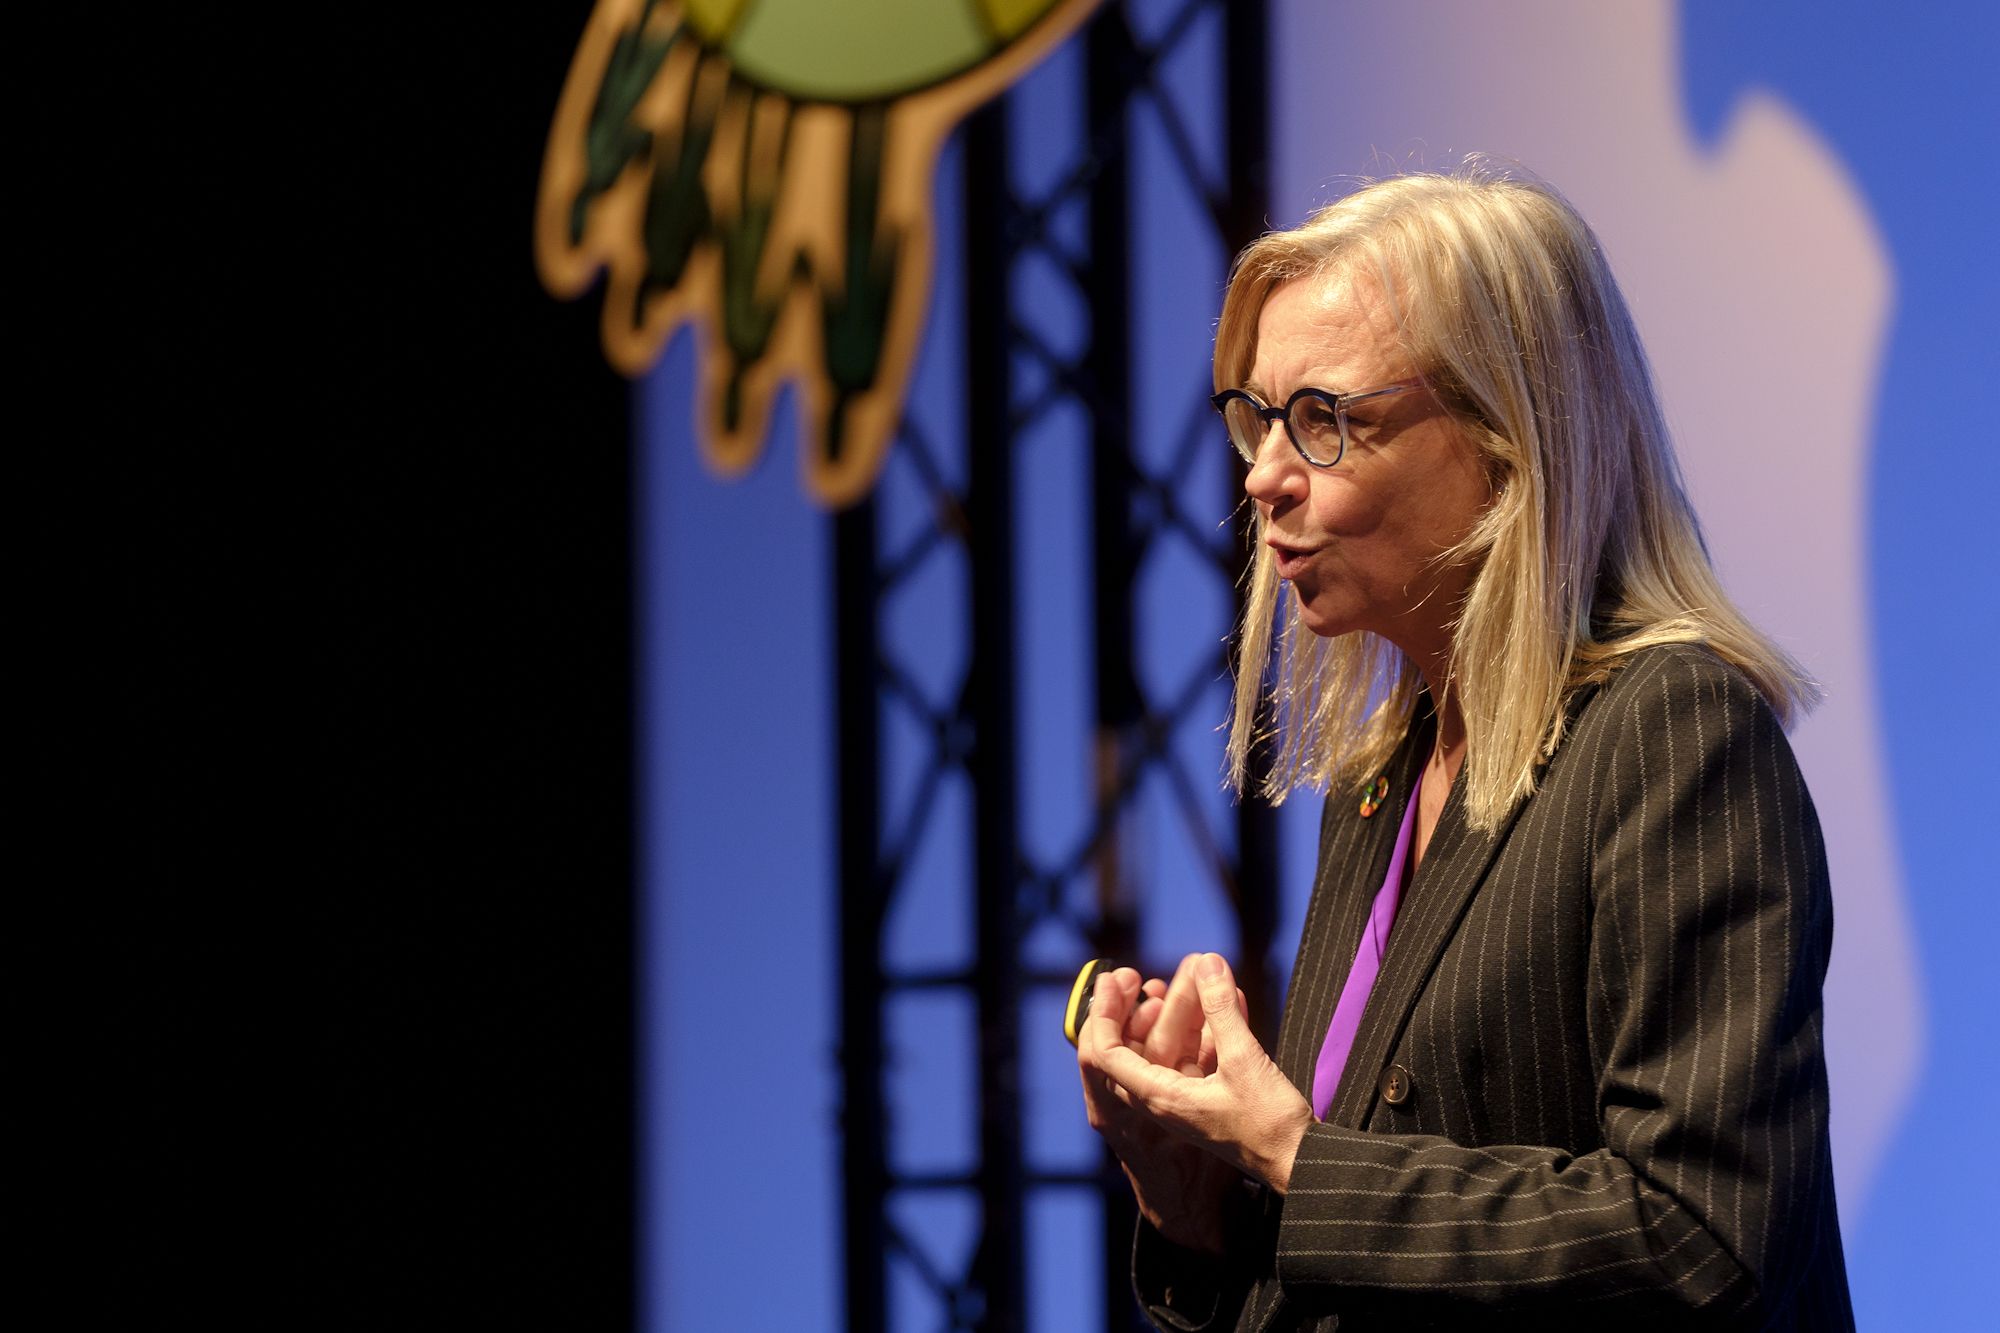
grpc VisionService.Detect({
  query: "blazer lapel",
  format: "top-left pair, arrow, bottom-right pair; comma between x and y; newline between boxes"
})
1325,748 -> 1532,1130
1273,705 -> 1436,1093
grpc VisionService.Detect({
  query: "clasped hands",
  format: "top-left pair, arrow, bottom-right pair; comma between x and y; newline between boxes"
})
1075,951 -> 1312,1254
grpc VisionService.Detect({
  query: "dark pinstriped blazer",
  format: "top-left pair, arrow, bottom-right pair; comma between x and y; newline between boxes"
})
1136,645 -> 1854,1330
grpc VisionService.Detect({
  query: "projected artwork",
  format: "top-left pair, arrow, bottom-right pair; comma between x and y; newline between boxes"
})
538,0 -> 1101,505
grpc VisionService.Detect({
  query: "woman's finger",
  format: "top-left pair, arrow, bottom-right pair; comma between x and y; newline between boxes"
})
1097,1039 -> 1190,1117
1192,954 -> 1263,1068
1146,953 -> 1207,1069
1126,993 -> 1165,1046
1078,968 -> 1141,1062
1199,988 -> 1248,1074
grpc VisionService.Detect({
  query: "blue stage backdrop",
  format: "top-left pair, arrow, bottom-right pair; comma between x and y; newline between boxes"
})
639,2 -> 1998,1326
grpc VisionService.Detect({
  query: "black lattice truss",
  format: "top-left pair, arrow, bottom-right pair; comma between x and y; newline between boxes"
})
837,2 -> 1273,1329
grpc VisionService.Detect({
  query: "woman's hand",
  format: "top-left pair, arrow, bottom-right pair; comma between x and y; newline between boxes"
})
1077,957 -> 1245,1252
1090,953 -> 1313,1195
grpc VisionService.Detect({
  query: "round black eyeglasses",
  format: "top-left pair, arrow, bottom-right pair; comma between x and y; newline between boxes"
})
1211,380 -> 1426,468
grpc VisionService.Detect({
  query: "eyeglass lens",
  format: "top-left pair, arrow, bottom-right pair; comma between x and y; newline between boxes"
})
1222,393 -> 1344,465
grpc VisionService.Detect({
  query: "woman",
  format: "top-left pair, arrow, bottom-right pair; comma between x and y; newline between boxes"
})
1076,169 -> 1853,1329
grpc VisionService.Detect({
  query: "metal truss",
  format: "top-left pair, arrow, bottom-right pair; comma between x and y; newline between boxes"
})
837,2 -> 1272,1327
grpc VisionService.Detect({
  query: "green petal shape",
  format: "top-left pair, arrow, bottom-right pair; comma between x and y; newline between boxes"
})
682,0 -> 749,42
721,0 -> 1051,102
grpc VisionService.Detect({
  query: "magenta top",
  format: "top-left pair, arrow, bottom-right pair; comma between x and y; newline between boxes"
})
1310,770 -> 1423,1120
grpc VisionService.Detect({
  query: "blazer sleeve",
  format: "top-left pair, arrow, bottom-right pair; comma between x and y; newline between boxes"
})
1272,650 -> 1839,1324
1130,1184 -> 1270,1331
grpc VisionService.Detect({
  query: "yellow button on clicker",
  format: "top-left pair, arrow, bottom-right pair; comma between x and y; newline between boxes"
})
1063,958 -> 1110,1047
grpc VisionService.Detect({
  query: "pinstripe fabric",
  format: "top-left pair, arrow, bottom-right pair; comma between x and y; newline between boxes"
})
1136,646 -> 1852,1330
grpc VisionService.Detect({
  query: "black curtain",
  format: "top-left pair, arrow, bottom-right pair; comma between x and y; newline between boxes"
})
263,6 -> 636,1325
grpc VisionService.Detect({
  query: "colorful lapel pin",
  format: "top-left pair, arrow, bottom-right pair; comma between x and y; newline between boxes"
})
1359,774 -> 1390,818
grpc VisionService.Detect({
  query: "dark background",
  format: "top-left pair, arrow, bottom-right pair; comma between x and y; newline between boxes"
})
250,7 -> 637,1324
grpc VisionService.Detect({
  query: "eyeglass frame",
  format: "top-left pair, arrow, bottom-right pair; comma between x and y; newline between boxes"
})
1210,379 -> 1429,469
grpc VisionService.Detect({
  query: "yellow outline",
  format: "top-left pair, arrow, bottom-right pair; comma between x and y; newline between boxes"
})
536,0 -> 1105,509
1063,957 -> 1105,1047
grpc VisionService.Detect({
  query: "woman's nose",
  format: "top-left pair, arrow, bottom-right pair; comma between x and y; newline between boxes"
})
1242,420 -> 1303,502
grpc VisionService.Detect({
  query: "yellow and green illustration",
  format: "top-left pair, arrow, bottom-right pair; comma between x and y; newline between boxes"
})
538,0 -> 1101,506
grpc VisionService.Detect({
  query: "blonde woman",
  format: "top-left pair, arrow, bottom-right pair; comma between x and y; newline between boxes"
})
1076,170 -> 1853,1328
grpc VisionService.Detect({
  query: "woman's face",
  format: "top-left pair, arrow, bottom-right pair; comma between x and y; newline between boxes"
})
1241,273 -> 1496,656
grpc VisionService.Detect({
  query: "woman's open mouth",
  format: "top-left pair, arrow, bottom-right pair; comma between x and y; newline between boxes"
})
1266,538 -> 1317,580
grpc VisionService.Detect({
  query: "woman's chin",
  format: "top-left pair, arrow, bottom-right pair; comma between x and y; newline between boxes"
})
1291,591 -> 1361,641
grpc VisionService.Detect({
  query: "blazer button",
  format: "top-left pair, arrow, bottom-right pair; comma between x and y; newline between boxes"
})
1378,1063 -> 1416,1106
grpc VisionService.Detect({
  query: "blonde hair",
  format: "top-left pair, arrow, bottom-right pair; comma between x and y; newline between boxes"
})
1223,167 -> 1818,829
